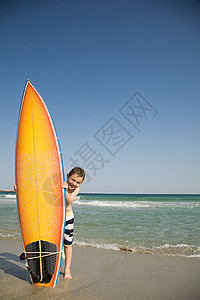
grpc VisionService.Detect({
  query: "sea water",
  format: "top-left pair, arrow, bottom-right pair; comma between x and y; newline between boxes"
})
0,191 -> 200,257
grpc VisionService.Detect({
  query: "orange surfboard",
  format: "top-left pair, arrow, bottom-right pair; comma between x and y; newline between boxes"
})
15,80 -> 66,287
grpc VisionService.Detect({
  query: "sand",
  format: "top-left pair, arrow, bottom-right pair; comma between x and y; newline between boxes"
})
0,239 -> 200,300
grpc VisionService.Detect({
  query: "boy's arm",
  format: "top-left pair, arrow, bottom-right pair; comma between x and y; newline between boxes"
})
66,187 -> 80,205
61,182 -> 79,206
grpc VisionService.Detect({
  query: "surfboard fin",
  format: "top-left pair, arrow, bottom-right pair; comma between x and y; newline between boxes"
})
19,252 -> 26,260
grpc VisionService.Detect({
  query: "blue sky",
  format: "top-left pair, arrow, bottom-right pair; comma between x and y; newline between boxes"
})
0,0 -> 199,193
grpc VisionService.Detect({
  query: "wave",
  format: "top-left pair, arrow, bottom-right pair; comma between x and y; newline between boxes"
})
4,194 -> 16,199
73,239 -> 200,257
0,232 -> 20,239
74,240 -> 120,251
0,194 -> 16,200
0,231 -> 199,257
74,199 -> 200,209
79,194 -> 200,202
138,243 -> 200,257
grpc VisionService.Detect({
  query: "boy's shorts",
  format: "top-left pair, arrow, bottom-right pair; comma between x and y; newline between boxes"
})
64,210 -> 74,247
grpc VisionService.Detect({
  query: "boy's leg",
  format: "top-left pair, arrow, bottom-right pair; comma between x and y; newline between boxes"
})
64,245 -> 72,279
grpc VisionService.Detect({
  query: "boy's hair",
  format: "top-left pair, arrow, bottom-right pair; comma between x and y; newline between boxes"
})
68,167 -> 85,181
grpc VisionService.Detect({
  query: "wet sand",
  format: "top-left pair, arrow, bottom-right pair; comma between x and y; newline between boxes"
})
0,239 -> 200,300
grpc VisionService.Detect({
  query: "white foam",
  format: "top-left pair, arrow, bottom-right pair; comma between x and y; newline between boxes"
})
4,194 -> 16,199
72,240 -> 200,257
74,240 -> 120,251
186,255 -> 200,258
0,232 -> 20,239
74,199 -> 200,209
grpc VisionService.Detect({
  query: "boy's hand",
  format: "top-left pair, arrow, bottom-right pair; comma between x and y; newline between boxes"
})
14,184 -> 17,191
61,181 -> 68,190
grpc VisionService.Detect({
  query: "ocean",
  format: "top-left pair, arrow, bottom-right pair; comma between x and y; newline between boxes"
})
0,191 -> 200,257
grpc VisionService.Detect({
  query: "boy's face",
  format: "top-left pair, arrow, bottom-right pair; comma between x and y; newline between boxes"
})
67,173 -> 83,191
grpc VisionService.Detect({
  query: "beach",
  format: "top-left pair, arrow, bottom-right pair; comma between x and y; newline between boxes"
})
1,239 -> 200,300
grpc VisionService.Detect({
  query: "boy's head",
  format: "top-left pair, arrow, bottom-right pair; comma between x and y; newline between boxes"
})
67,167 -> 85,191
68,167 -> 85,181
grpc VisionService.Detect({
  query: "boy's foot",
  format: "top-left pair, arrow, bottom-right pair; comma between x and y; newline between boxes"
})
64,272 -> 72,280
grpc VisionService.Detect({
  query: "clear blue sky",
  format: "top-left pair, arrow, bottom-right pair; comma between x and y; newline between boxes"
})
0,0 -> 199,193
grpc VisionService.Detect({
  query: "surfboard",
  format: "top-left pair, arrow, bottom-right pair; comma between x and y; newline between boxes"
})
15,80 -> 66,287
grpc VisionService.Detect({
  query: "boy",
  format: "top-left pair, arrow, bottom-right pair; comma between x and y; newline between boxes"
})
61,167 -> 85,279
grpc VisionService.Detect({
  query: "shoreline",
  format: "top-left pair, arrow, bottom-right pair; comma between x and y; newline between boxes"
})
1,238 -> 200,300
1,236 -> 200,258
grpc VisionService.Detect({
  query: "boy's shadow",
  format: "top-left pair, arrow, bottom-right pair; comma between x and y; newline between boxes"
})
0,251 -> 30,283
